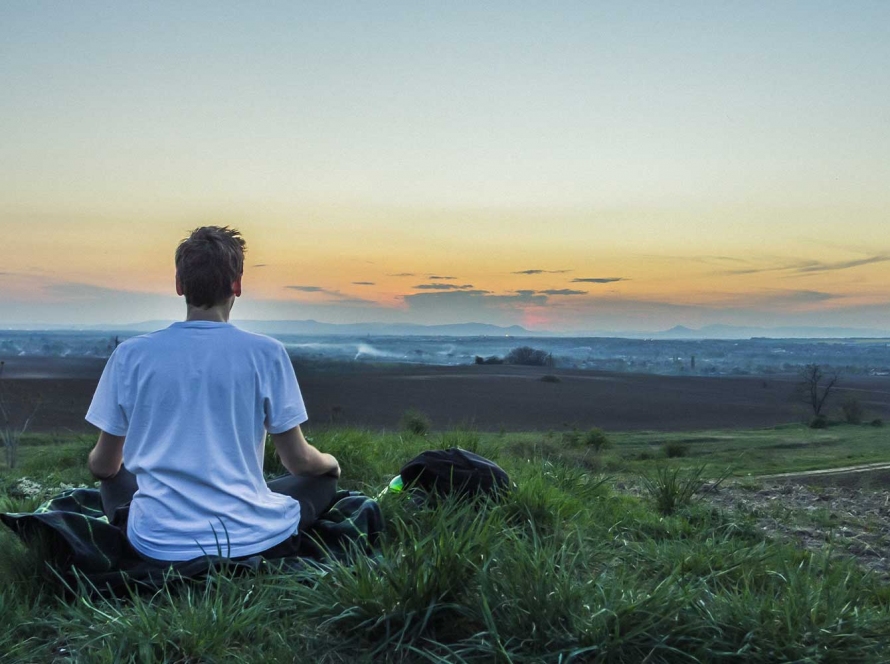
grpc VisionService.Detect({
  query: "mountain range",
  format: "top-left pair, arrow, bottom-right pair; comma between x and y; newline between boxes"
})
3,320 -> 889,339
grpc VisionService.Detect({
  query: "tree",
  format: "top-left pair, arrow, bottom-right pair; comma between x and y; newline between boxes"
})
505,346 -> 552,367
0,361 -> 40,469
799,364 -> 839,420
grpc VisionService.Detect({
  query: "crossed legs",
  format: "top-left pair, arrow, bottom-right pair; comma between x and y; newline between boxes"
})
99,467 -> 338,532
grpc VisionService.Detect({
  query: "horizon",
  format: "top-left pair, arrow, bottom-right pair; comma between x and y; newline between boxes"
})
2,2 -> 889,332
3,318 -> 890,341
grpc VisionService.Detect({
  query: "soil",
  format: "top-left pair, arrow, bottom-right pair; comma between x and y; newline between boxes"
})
702,469 -> 890,579
5,356 -> 890,434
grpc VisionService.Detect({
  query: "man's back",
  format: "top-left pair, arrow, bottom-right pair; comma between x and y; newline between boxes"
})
87,321 -> 308,560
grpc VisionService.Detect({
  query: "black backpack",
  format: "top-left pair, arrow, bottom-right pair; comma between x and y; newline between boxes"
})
398,448 -> 510,499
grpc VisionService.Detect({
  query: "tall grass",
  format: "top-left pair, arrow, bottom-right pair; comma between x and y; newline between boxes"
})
2,429 -> 889,662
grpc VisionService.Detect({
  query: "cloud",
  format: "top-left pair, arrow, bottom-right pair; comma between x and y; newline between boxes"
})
754,290 -> 838,305
725,254 -> 890,276
538,289 -> 587,296
387,272 -> 415,277
428,275 -> 455,280
412,283 -> 475,291
512,269 -> 571,275
285,285 -> 375,304
571,277 -> 625,284
668,255 -> 749,265
704,289 -> 841,309
330,298 -> 378,306
403,289 -> 547,325
795,255 -> 890,274
0,281 -> 183,325
406,290 -> 543,306
509,288 -> 587,296
286,285 -> 326,293
352,281 -> 375,286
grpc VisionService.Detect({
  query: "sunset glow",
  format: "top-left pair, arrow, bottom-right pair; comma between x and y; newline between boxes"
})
2,2 -> 888,333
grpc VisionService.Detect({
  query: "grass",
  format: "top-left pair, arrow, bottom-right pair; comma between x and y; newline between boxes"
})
1,425 -> 890,662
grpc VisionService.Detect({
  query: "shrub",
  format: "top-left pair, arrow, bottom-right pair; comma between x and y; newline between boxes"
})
841,398 -> 863,424
640,464 -> 718,516
561,428 -> 581,447
583,428 -> 611,452
662,442 -> 689,458
539,374 -> 560,383
505,346 -> 551,367
401,409 -> 430,436
810,414 -> 829,429
870,418 -> 883,427
474,355 -> 504,365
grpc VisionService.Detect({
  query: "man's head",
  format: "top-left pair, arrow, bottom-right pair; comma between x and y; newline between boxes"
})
175,226 -> 246,308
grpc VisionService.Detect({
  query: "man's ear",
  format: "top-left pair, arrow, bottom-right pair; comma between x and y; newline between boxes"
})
232,276 -> 242,298
175,273 -> 184,296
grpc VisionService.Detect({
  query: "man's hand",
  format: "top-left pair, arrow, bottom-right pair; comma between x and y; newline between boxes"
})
272,426 -> 341,478
320,452 -> 341,478
88,431 -> 125,480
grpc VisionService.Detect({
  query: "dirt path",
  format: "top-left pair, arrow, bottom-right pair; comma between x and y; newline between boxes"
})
757,462 -> 890,481
702,466 -> 890,578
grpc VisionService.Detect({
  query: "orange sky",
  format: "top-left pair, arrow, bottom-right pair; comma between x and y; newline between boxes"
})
2,4 -> 889,332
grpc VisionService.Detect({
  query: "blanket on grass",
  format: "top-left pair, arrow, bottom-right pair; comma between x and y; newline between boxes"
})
0,488 -> 383,594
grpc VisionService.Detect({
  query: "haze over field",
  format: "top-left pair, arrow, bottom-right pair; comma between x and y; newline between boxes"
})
2,2 -> 888,333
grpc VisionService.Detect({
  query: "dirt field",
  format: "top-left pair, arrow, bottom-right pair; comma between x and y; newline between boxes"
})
4,356 -> 890,434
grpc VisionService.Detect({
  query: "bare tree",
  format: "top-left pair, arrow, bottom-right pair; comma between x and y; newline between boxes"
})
0,361 -> 40,469
799,363 -> 839,419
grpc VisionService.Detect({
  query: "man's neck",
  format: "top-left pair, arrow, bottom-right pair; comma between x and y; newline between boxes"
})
185,302 -> 232,323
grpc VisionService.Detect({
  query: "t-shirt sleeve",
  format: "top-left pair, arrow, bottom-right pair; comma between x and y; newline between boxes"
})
85,349 -> 129,436
264,344 -> 308,434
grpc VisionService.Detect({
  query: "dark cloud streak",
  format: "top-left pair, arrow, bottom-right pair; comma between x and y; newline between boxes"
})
513,269 -> 571,275
285,285 -> 375,305
539,289 -> 587,296
413,283 -> 475,291
725,254 -> 890,276
286,285 -> 325,293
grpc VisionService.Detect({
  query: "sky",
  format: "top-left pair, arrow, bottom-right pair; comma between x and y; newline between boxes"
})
1,1 -> 889,333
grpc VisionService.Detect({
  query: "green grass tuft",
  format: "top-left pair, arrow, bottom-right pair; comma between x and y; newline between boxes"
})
401,409 -> 431,436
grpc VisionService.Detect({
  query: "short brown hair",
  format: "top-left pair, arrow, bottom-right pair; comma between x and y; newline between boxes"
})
175,226 -> 246,308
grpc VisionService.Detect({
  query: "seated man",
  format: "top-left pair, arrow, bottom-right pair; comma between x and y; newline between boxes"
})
86,226 -> 339,562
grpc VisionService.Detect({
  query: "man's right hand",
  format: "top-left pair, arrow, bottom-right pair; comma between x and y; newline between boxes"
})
321,452 -> 341,478
272,426 -> 342,479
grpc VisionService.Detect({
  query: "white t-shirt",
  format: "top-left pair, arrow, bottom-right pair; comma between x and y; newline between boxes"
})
86,321 -> 308,561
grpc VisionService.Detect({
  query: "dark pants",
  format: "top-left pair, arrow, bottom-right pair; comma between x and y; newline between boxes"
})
99,467 -> 338,559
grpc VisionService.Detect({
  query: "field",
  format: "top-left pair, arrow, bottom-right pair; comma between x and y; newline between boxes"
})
6,359 -> 890,434
2,422 -> 890,663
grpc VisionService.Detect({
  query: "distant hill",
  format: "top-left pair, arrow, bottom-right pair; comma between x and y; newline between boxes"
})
654,324 -> 890,339
5,319 -> 889,339
11,319 -> 537,337
233,320 -> 535,337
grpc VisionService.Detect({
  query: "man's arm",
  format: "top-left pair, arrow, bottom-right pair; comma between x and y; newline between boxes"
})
272,425 -> 340,478
88,431 -> 125,480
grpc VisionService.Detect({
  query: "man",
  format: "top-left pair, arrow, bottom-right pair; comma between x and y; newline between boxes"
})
86,226 -> 339,562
